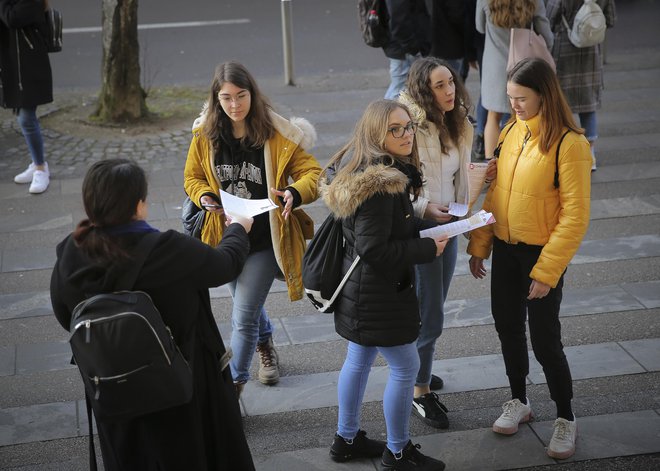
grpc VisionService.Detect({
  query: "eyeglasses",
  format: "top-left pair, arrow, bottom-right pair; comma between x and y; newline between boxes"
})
218,92 -> 250,104
388,122 -> 418,138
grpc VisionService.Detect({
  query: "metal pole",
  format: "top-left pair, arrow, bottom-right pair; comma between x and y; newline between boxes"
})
281,0 -> 295,86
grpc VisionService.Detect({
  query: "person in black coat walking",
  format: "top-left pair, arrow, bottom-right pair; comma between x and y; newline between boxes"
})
324,99 -> 447,470
0,0 -> 52,193
50,159 -> 256,470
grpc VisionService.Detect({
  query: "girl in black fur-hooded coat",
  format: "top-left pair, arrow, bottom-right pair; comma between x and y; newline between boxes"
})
324,99 -> 448,469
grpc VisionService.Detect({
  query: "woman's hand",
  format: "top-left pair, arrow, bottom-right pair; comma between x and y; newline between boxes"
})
225,213 -> 253,233
528,280 -> 551,300
424,203 -> 453,224
271,188 -> 294,220
434,235 -> 449,256
484,158 -> 498,184
200,195 -> 224,215
469,256 -> 487,279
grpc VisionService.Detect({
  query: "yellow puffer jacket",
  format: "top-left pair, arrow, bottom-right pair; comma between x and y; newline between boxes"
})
467,115 -> 591,287
183,111 -> 321,301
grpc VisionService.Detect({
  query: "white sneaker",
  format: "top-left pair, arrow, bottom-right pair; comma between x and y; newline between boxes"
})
29,170 -> 50,194
591,155 -> 597,172
547,417 -> 577,459
14,162 -> 49,184
492,398 -> 533,435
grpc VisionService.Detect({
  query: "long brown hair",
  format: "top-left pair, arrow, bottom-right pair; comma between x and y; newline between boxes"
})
202,61 -> 274,150
406,57 -> 471,155
324,100 -> 423,199
73,159 -> 148,265
506,58 -> 583,153
488,0 -> 536,28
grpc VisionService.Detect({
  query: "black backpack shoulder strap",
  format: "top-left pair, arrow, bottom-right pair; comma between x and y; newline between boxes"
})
493,122 -> 516,159
554,130 -> 571,189
115,232 -> 162,291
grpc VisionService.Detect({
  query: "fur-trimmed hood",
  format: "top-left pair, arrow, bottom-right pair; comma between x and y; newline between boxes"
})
322,164 -> 409,219
398,90 -> 428,128
191,102 -> 316,150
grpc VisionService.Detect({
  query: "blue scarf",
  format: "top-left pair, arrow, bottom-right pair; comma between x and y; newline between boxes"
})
102,220 -> 159,236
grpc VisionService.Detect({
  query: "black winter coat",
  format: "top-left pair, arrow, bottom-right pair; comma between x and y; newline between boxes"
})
50,226 -> 255,471
426,0 -> 467,60
383,0 -> 431,60
0,0 -> 52,109
323,163 -> 437,347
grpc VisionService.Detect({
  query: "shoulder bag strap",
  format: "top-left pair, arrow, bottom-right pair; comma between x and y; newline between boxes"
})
554,131 -> 571,189
115,232 -> 162,291
493,122 -> 516,159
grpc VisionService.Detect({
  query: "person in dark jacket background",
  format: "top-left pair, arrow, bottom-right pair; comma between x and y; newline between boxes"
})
0,0 -> 52,194
324,99 -> 447,470
50,159 -> 256,470
383,0 -> 430,100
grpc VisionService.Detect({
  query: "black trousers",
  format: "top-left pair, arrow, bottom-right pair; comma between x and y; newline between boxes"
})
491,238 -> 573,407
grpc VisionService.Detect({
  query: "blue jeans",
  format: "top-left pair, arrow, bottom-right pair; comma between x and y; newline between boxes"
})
476,97 -> 487,135
385,54 -> 418,100
337,341 -> 419,454
414,236 -> 458,386
16,107 -> 45,166
579,111 -> 597,142
228,248 -> 279,383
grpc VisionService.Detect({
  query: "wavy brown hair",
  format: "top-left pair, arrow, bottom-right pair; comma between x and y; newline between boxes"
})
406,57 -> 471,155
488,0 -> 536,28
202,61 -> 274,150
506,58 -> 583,153
325,100 -> 423,199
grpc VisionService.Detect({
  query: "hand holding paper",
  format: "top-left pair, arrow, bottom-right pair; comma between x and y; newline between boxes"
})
420,210 -> 495,239
220,190 -> 278,218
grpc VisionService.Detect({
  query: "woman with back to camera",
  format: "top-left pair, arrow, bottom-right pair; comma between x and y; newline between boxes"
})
51,158 -> 255,470
324,99 -> 448,471
184,61 -> 321,395
398,56 -> 478,430
467,58 -> 592,460
476,0 -> 553,160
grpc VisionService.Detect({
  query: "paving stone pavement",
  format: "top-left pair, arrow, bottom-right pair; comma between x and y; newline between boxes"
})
2,24 -> 660,471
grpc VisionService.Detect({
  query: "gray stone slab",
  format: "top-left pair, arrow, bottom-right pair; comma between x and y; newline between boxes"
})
280,314 -> 341,344
572,234 -> 660,264
592,161 -> 660,183
77,399 -> 97,435
433,354 -> 512,394
0,291 -> 53,320
254,447 -> 377,470
444,298 -> 492,328
621,280 -> 660,309
560,285 -> 645,317
619,338 -> 660,371
530,411 -> 660,462
0,401 -> 78,446
590,195 -> 660,220
528,342 -> 646,384
1,246 -> 55,272
15,341 -> 74,375
0,345 -> 15,377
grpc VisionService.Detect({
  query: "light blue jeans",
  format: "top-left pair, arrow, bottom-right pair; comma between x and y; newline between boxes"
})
17,107 -> 45,166
385,54 -> 419,100
228,247 -> 279,383
579,111 -> 598,142
337,341 -> 419,454
414,235 -> 458,386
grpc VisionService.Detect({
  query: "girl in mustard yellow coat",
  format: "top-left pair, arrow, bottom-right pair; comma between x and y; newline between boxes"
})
467,58 -> 591,460
184,62 -> 321,393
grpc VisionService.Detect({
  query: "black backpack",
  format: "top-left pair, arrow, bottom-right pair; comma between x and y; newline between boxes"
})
302,214 -> 360,313
358,0 -> 389,48
69,233 -> 193,424
43,8 -> 62,53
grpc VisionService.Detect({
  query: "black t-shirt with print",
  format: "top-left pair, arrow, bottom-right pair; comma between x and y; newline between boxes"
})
215,134 -> 271,253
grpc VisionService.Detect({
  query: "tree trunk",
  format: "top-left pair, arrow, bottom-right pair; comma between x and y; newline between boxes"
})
94,0 -> 147,122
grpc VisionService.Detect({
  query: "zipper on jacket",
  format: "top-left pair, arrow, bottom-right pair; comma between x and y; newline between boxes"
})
15,31 -> 22,91
20,30 -> 34,49
505,125 -> 532,243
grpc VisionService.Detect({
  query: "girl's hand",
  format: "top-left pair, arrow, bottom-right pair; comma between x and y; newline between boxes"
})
424,203 -> 453,224
485,159 -> 497,184
433,235 -> 449,256
200,195 -> 224,215
469,256 -> 487,279
271,188 -> 294,220
225,213 -> 253,233
528,280 -> 551,299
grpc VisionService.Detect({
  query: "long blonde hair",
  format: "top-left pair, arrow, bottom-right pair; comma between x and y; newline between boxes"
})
488,0 -> 536,28
324,100 -> 422,199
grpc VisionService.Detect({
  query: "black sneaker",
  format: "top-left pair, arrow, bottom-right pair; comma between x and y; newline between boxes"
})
429,374 -> 444,391
412,392 -> 449,429
381,440 -> 446,470
329,429 -> 386,462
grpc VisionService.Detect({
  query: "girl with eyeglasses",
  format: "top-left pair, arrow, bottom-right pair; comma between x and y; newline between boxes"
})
323,99 -> 448,470
184,61 -> 321,395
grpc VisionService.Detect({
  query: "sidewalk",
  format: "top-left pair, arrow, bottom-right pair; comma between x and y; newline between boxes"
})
2,22 -> 660,471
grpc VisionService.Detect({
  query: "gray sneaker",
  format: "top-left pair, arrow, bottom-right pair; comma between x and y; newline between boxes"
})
256,337 -> 279,385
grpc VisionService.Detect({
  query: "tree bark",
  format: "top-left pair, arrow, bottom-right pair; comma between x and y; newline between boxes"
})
94,0 -> 147,122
